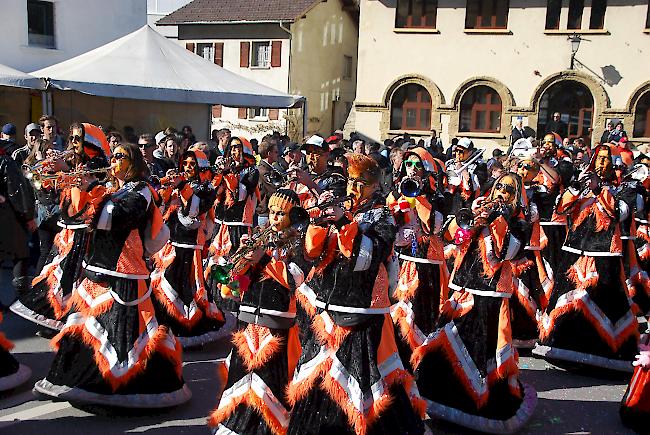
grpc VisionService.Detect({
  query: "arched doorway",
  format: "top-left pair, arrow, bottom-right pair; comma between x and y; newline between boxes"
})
633,91 -> 650,138
390,83 -> 432,131
537,81 -> 594,142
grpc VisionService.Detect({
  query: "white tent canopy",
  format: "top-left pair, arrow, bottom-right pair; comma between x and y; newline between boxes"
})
31,25 -> 303,108
0,63 -> 45,90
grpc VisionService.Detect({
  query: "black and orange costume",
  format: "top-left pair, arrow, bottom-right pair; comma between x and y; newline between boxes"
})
0,312 -> 32,392
151,150 -> 233,348
11,141 -> 109,331
34,180 -> 190,407
387,147 -> 449,372
414,173 -> 537,433
209,190 -> 305,435
620,339 -> 650,432
287,155 -> 425,435
535,145 -> 639,372
207,138 -> 260,314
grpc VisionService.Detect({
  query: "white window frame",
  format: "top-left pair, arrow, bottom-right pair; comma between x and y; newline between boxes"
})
250,41 -> 271,69
248,107 -> 269,121
27,0 -> 56,49
196,43 -> 214,62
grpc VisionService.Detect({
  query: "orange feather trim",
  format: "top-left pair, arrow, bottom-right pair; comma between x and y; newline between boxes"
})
295,288 -> 317,318
566,256 -> 599,291
393,261 -> 419,302
208,388 -> 287,435
67,283 -> 115,318
232,324 -> 283,372
51,323 -> 182,391
393,307 -> 424,350
311,312 -> 351,350
151,284 -> 203,328
513,279 -> 538,319
510,258 -> 533,277
285,358 -> 332,407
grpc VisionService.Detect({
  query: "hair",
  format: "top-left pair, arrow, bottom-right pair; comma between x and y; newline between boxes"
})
139,133 -> 155,147
258,139 -> 276,159
38,114 -> 58,126
107,131 -> 123,142
217,128 -> 231,139
68,122 -> 85,140
347,153 -> 381,184
110,143 -> 147,184
164,126 -> 177,136
489,172 -> 524,208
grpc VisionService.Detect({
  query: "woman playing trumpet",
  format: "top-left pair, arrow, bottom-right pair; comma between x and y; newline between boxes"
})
386,147 -> 449,372
413,173 -> 537,433
209,189 -> 306,435
150,148 -> 232,348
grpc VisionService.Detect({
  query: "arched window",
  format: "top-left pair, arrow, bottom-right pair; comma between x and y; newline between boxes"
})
390,84 -> 432,131
634,91 -> 650,138
459,86 -> 502,133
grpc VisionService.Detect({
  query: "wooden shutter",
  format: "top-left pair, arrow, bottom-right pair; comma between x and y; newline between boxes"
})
212,105 -> 222,118
240,42 -> 250,67
271,41 -> 282,67
185,42 -> 195,53
269,109 -> 279,120
238,107 -> 247,119
213,42 -> 224,66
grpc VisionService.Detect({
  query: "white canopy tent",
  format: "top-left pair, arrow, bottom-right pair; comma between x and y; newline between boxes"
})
0,64 -> 45,90
31,25 -> 303,108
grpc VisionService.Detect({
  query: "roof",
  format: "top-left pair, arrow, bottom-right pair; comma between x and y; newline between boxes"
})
31,25 -> 303,108
157,0 -> 321,25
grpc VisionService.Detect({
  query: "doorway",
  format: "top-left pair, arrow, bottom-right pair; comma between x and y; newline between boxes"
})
538,81 -> 594,143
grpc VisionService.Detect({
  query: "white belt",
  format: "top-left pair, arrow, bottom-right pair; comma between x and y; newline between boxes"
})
109,286 -> 152,306
171,241 -> 202,250
635,218 -> 648,224
83,261 -> 151,280
539,221 -> 566,226
239,305 -> 296,319
397,253 -> 443,265
215,219 -> 252,227
621,236 -> 636,240
57,221 -> 89,229
561,245 -> 622,257
449,281 -> 512,298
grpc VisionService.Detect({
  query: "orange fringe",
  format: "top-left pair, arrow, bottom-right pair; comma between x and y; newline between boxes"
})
566,256 -> 599,291
393,307 -> 423,350
285,358 -> 332,407
67,281 -> 114,318
393,261 -> 419,302
232,324 -> 283,371
208,388 -> 287,435
311,312 -> 351,350
51,323 -> 182,391
151,285 -> 203,328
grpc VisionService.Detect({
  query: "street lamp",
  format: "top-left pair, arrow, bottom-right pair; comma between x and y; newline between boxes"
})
568,33 -> 581,69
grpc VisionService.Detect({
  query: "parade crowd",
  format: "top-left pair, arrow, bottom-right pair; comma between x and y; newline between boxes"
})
1,113 -> 649,434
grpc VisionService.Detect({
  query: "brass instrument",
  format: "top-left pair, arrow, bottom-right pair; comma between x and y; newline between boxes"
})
155,170 -> 187,188
212,207 -> 309,297
622,163 -> 649,183
455,198 -> 510,232
25,166 -> 112,190
306,194 -> 353,212
264,168 -> 297,188
399,176 -> 422,198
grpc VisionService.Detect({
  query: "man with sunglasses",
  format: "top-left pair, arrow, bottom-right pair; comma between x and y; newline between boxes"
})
444,137 -> 486,216
139,133 -> 171,181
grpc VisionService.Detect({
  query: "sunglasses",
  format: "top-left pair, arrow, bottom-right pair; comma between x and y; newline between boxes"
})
139,142 -> 154,149
452,148 -> 467,154
404,160 -> 423,169
69,135 -> 82,142
111,152 -> 129,161
495,183 -> 516,195
517,163 -> 534,170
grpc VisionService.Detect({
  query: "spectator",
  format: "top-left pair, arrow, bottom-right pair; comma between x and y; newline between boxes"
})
255,139 -> 280,227
277,142 -> 303,172
107,131 -> 123,151
511,119 -> 527,144
215,128 -> 231,157
15,123 -> 42,165
608,121 -> 628,144
39,115 -> 64,151
1,123 -> 19,156
352,139 -> 365,154
164,135 -> 180,163
389,146 -> 404,182
545,111 -> 568,139
139,133 -> 170,179
600,120 -> 614,145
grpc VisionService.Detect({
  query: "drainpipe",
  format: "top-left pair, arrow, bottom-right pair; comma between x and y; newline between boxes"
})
279,20 -> 294,136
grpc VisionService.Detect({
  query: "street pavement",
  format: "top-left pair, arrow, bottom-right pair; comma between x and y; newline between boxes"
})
0,266 -> 638,434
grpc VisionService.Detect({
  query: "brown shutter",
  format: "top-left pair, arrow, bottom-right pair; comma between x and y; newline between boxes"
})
185,42 -> 195,53
213,42 -> 224,66
271,41 -> 282,67
269,109 -> 279,120
238,107 -> 247,119
212,105 -> 222,118
240,42 -> 250,67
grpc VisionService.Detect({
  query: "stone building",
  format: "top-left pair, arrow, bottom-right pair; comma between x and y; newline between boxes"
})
351,0 -> 650,149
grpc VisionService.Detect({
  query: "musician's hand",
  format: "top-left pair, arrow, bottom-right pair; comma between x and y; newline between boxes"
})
293,168 -> 312,187
471,197 -> 486,213
243,247 -> 266,264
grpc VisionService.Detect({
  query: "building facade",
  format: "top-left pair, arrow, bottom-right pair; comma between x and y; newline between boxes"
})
351,0 -> 650,149
158,0 -> 359,140
1,0 -> 146,72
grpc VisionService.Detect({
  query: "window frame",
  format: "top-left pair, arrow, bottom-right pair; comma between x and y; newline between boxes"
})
27,0 -> 55,49
459,86 -> 503,134
465,0 -> 509,30
567,0 -> 585,30
390,83 -> 432,132
248,107 -> 269,121
395,0 -> 438,29
250,41 -> 272,69
633,92 -> 650,138
589,0 -> 607,30
196,43 -> 214,62
343,55 -> 353,80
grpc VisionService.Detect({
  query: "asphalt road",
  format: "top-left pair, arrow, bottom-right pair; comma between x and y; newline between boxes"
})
0,266 -> 639,435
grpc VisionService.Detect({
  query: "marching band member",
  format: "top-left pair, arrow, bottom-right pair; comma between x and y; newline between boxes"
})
35,144 -> 190,408
633,154 -> 650,313
207,137 -> 259,314
413,173 -> 537,433
150,148 -> 233,348
387,146 -> 449,371
535,144 -> 639,372
209,189 -> 305,435
510,158 -> 554,348
444,138 -> 486,216
287,154 -> 425,435
620,336 -> 650,432
11,124 -> 109,331
0,312 -> 32,392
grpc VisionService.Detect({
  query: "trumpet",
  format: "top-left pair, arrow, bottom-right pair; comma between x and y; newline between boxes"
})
306,194 -> 353,212
447,149 -> 484,187
622,163 -> 649,183
264,168 -> 297,188
455,198 -> 511,232
154,170 -> 187,188
26,166 -> 112,190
